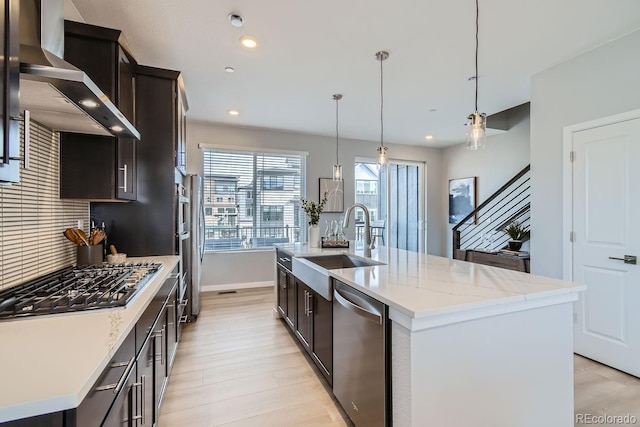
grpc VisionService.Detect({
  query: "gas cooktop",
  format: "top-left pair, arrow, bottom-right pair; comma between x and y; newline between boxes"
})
0,262 -> 162,320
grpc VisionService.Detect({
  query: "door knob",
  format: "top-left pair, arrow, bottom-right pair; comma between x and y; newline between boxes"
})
608,255 -> 637,265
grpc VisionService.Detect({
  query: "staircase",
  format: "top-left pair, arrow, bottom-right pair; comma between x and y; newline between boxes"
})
452,165 -> 530,255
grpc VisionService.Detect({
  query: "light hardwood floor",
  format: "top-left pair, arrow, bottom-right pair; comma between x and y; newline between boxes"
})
158,287 -> 351,427
159,287 -> 640,427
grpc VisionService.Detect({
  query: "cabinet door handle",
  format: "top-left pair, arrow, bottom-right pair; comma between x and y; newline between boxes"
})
303,290 -> 307,315
94,357 -> 135,394
23,110 -> 30,169
307,292 -> 313,315
119,163 -> 128,193
132,374 -> 146,424
155,326 -> 166,365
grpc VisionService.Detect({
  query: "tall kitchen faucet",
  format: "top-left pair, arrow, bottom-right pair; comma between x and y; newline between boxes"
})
343,203 -> 375,257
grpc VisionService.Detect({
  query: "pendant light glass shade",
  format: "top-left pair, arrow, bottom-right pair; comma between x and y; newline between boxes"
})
377,146 -> 388,165
375,51 -> 389,165
332,164 -> 343,181
332,94 -> 343,181
466,0 -> 487,150
466,112 -> 486,150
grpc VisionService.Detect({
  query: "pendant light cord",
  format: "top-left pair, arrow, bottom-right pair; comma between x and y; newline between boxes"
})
335,97 -> 339,164
380,54 -> 384,149
474,0 -> 479,112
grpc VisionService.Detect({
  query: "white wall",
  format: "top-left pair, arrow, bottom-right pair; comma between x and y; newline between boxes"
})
64,0 -> 85,21
530,30 -> 640,278
187,121 -> 444,287
442,109 -> 531,256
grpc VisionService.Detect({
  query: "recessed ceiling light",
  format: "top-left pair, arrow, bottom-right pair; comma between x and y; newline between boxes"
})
228,110 -> 240,116
239,36 -> 258,49
110,125 -> 123,132
79,99 -> 99,108
425,135 -> 434,140
228,13 -> 244,27
224,67 -> 235,73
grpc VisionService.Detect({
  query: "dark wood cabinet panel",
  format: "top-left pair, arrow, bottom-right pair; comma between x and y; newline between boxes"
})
135,331 -> 154,427
277,255 -> 332,385
0,0 -> 21,184
92,67 -> 186,256
285,271 -> 296,328
60,133 -> 135,201
60,21 -> 137,201
277,266 -> 288,318
312,293 -> 333,384
295,280 -> 312,351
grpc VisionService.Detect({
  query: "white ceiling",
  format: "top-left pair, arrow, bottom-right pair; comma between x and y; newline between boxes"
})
68,0 -> 640,147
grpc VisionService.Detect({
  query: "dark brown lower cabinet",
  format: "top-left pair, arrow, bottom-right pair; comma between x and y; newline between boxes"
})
312,292 -> 333,383
154,308 -> 169,418
134,335 -> 154,426
101,366 -> 135,427
0,266 -> 181,427
295,280 -> 313,352
294,278 -> 332,385
277,265 -> 296,328
277,266 -> 288,318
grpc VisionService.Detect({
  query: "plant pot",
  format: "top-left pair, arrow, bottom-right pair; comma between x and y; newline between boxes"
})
508,240 -> 523,251
308,224 -> 320,248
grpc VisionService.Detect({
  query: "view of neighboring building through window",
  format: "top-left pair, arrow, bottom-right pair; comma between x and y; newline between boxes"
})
203,149 -> 305,250
355,160 -> 424,252
355,162 -> 381,222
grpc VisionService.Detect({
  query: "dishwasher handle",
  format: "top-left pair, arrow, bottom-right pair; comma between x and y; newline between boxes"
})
334,288 -> 382,325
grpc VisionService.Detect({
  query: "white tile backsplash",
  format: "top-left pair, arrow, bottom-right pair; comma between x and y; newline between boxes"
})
0,122 -> 89,290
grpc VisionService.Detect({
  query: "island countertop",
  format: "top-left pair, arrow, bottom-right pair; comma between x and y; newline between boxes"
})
275,243 -> 584,330
0,256 -> 180,423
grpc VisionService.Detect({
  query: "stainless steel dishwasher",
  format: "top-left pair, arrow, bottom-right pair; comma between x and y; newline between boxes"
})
333,280 -> 389,427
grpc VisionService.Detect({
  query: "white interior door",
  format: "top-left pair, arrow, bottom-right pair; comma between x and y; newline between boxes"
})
571,116 -> 640,376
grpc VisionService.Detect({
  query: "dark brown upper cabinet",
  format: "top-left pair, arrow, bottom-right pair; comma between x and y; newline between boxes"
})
0,0 -> 21,184
60,21 -> 137,200
136,65 -> 188,176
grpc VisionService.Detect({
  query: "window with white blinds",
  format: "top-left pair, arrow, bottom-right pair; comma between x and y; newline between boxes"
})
202,148 -> 305,250
0,122 -> 90,290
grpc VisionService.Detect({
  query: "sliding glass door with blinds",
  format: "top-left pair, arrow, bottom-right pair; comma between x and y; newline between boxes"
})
355,159 -> 425,253
202,148 -> 306,250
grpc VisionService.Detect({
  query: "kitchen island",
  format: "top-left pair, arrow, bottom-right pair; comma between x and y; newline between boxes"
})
0,256 -> 180,424
275,243 -> 584,427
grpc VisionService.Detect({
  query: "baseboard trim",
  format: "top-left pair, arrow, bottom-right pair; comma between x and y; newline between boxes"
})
202,280 -> 274,293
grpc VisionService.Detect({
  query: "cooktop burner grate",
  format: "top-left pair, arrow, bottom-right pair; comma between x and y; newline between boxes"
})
0,262 -> 162,320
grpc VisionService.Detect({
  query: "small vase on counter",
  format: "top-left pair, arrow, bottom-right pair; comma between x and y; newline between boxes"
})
309,224 -> 321,248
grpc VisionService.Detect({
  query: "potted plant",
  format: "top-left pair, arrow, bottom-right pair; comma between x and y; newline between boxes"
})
503,221 -> 530,251
301,193 -> 327,248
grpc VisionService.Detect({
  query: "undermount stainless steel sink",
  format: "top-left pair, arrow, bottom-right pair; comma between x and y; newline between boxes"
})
292,254 -> 384,300
303,254 -> 383,269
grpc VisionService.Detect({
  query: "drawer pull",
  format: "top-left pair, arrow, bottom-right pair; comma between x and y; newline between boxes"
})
95,356 -> 135,394
132,374 -> 146,424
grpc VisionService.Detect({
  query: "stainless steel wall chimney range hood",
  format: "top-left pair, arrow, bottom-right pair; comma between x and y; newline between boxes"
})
19,0 -> 140,139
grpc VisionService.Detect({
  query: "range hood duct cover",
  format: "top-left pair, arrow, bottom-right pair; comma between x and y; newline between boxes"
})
19,0 -> 140,139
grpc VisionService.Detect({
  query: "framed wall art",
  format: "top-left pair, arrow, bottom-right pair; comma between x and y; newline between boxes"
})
449,177 -> 477,224
319,178 -> 344,213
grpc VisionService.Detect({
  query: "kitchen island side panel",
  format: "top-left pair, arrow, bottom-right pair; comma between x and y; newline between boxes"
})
392,302 -> 574,427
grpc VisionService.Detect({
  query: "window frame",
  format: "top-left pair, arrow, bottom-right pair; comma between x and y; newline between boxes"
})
201,146 -> 306,251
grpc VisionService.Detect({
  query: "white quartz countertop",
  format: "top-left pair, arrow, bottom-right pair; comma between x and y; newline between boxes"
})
0,256 -> 180,423
276,243 -> 584,330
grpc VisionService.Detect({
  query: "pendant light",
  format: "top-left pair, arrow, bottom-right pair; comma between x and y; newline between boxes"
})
332,94 -> 343,181
375,51 -> 389,165
466,0 -> 486,150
